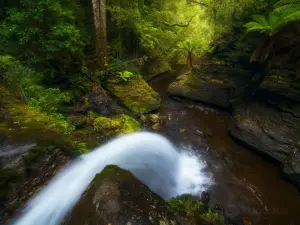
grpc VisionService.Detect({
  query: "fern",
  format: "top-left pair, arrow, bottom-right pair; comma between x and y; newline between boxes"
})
274,0 -> 300,24
168,194 -> 204,217
244,13 -> 282,36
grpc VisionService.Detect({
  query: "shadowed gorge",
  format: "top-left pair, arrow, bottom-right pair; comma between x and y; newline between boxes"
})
1,0 -> 300,225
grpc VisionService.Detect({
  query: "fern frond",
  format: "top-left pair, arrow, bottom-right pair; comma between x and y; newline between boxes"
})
276,0 -> 300,6
252,15 -> 269,26
283,10 -> 300,23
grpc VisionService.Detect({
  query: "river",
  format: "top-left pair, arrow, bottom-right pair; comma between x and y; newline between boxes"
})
149,73 -> 300,225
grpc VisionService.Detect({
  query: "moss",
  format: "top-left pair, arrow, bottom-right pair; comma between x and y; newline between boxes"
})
93,114 -> 141,137
23,145 -> 47,165
0,87 -> 88,157
168,195 -> 225,225
94,165 -> 134,182
144,61 -> 171,81
0,167 -> 20,201
107,76 -> 161,114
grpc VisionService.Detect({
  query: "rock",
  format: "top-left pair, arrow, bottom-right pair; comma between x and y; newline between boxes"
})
143,61 -> 171,81
0,142 -> 36,168
229,102 -> 300,161
107,76 -> 161,114
168,72 -> 235,108
229,101 -> 300,187
88,84 -> 113,115
149,114 -> 159,123
93,114 -> 141,137
200,191 -> 210,206
259,73 -> 300,103
64,165 -> 192,225
152,123 -> 160,131
283,149 -> 300,189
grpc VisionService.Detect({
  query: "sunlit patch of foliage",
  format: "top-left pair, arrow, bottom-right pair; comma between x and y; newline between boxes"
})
168,194 -> 204,217
0,0 -> 87,80
168,194 -> 225,224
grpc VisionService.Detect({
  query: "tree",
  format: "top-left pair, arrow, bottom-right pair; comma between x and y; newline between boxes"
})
275,0 -> 300,23
0,0 -> 86,81
92,0 -> 108,69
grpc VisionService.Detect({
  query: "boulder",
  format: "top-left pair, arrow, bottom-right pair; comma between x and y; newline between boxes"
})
89,83 -> 123,115
168,72 -> 234,108
229,101 -> 300,187
64,165 -> 192,225
259,73 -> 300,103
93,114 -> 141,137
107,76 -> 161,114
143,61 -> 171,81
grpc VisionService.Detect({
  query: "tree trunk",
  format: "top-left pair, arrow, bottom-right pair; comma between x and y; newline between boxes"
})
92,0 -> 108,69
186,51 -> 193,70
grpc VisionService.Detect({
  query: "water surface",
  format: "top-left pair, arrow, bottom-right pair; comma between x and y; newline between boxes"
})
149,73 -> 300,225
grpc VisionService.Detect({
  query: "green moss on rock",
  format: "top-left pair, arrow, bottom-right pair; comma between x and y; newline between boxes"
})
65,165 -> 192,225
93,114 -> 141,136
0,87 -> 88,156
107,76 -> 161,114
144,61 -> 171,81
0,167 -> 20,201
168,72 -> 234,108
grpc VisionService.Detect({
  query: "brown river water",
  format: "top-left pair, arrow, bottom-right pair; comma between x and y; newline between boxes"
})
148,74 -> 300,225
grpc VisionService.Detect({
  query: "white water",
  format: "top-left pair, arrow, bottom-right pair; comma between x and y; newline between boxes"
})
12,132 -> 212,225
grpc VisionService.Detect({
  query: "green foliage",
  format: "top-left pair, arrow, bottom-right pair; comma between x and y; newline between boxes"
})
93,114 -> 141,136
199,208 -> 225,225
0,0 -> 87,80
244,13 -> 282,36
0,166 -> 20,200
1,57 -> 71,114
168,194 -> 204,217
95,57 -> 147,83
168,194 -> 225,224
73,141 -> 89,154
275,0 -> 300,24
118,70 -> 134,82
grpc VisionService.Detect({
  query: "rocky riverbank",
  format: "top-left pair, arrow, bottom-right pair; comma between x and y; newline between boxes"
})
0,75 -> 160,223
168,62 -> 300,190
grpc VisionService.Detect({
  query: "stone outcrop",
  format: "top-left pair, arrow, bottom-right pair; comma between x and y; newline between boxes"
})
168,62 -> 245,108
64,165 -> 192,225
107,76 -> 161,114
229,74 -> 300,188
229,102 -> 300,162
143,61 -> 171,81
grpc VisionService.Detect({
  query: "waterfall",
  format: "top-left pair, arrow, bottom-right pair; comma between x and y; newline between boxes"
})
12,132 -> 212,225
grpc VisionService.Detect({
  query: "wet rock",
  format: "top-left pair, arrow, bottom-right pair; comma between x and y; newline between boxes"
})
152,123 -> 161,131
149,114 -> 160,123
0,142 -> 36,168
93,114 -> 141,137
200,191 -> 210,206
64,165 -> 192,225
259,73 -> 300,103
229,102 -> 300,162
143,61 -> 171,81
88,84 -> 113,115
168,71 -> 235,108
283,149 -> 300,189
229,101 -> 300,188
107,76 -> 161,114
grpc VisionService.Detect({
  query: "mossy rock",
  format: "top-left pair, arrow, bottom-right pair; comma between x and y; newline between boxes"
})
168,72 -> 235,108
107,76 -> 161,114
93,114 -> 141,137
144,61 -> 171,81
0,87 -> 88,156
64,165 -> 192,225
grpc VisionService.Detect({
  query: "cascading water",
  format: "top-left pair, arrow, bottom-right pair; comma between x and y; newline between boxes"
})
12,132 -> 212,225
